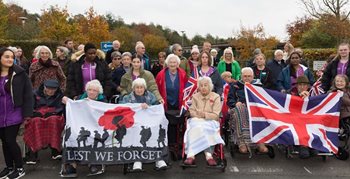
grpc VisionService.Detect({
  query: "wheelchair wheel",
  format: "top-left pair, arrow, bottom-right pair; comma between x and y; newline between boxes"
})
267,146 -> 275,159
336,147 -> 349,160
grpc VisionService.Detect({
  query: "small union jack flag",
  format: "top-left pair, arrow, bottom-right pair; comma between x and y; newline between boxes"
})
245,84 -> 342,153
180,69 -> 199,115
310,77 -> 324,96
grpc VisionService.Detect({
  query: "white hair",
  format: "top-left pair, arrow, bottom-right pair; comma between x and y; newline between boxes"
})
113,40 -> 120,45
36,45 -> 53,59
241,67 -> 254,75
274,49 -> 283,56
197,76 -> 214,91
132,78 -> 147,89
135,42 -> 145,51
85,79 -> 103,94
7,46 -> 18,53
165,54 -> 181,66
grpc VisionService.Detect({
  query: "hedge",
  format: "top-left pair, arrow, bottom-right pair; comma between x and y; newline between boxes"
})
0,39 -> 61,59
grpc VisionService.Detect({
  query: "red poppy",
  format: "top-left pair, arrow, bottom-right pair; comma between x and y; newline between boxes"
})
98,106 -> 135,130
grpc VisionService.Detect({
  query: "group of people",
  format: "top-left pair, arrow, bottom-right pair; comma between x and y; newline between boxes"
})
0,39 -> 349,178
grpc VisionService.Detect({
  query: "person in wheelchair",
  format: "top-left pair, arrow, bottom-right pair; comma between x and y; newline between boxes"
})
227,67 -> 269,154
61,79 -> 106,177
119,78 -> 168,171
329,74 -> 350,159
183,76 -> 224,166
24,79 -> 64,164
292,75 -> 319,158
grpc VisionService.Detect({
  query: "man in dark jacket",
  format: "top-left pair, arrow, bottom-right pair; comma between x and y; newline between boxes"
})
266,49 -> 287,90
105,40 -> 123,64
66,43 -> 113,99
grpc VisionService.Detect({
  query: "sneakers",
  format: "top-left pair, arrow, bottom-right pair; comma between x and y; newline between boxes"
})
60,164 -> 77,178
0,167 -> 13,179
132,161 -> 142,171
88,165 -> 104,176
155,160 -> 167,170
52,155 -> 62,160
5,168 -> 25,179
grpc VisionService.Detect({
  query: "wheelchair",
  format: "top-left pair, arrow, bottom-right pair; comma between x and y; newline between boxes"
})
226,108 -> 275,159
180,116 -> 227,172
336,117 -> 350,160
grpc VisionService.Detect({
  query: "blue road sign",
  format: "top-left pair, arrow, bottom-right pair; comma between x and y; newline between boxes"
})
100,42 -> 113,52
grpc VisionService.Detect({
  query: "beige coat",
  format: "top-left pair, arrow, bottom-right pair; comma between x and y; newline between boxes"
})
189,92 -> 222,121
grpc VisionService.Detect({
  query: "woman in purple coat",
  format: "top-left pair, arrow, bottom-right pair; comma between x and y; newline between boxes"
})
0,48 -> 33,179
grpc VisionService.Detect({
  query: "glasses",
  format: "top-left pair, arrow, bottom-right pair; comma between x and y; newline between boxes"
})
178,49 -> 183,52
113,57 -> 121,60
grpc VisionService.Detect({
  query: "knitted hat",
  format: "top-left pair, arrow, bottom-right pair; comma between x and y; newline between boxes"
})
191,45 -> 200,54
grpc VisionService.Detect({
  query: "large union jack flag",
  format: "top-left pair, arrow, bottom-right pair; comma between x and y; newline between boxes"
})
245,84 -> 342,153
180,68 -> 199,115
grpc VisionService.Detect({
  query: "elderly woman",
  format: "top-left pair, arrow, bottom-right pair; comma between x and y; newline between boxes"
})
66,43 -> 112,100
266,49 -> 287,90
197,51 -> 223,95
119,78 -> 167,171
156,54 -> 187,110
172,43 -> 191,77
54,46 -> 70,75
277,51 -> 314,95
112,52 -> 132,95
29,45 -> 66,91
61,79 -> 106,177
227,67 -> 269,154
217,47 -> 241,80
183,77 -> 224,166
120,55 -> 163,103
252,53 -> 274,89
108,51 -> 122,71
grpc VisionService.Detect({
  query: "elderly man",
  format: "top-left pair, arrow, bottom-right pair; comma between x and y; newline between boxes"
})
135,42 -> 151,71
64,39 -> 75,58
266,49 -> 287,90
106,40 -> 123,64
227,67 -> 269,154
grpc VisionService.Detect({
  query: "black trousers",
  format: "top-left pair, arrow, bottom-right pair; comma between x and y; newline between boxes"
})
0,124 -> 23,168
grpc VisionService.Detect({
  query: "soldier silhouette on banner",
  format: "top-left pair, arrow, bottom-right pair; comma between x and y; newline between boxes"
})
140,126 -> 152,148
157,124 -> 166,148
101,129 -> 109,148
93,130 -> 102,148
112,115 -> 127,147
77,127 -> 91,147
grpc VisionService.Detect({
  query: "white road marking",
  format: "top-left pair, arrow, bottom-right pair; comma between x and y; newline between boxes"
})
304,167 -> 312,174
250,167 -> 283,173
229,166 -> 239,172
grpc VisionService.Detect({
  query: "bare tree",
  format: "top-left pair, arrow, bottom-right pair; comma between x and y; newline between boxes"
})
300,0 -> 350,21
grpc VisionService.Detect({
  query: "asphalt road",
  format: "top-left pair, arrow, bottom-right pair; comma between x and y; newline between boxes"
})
1,138 -> 350,179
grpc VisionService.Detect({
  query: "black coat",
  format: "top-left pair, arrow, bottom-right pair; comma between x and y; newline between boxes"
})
10,65 -> 34,117
321,59 -> 350,92
66,55 -> 113,99
252,65 -> 274,89
33,83 -> 64,114
111,66 -> 127,94
266,59 -> 287,90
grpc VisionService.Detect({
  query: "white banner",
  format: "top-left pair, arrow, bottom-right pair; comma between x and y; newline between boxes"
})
63,99 -> 168,164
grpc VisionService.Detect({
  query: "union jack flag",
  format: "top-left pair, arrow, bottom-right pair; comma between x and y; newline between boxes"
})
309,77 -> 324,96
180,69 -> 199,115
245,84 -> 342,153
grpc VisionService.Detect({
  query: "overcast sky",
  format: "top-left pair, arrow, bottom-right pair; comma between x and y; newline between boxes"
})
4,0 -> 307,41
